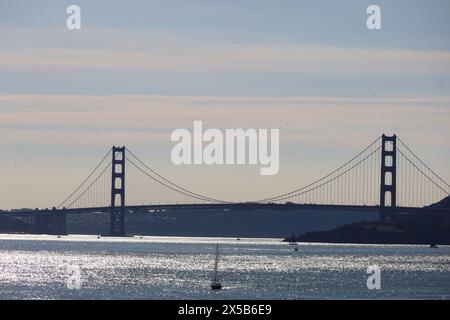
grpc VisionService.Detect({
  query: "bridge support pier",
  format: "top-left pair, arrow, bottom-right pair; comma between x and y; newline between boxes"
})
380,134 -> 397,222
110,146 -> 126,236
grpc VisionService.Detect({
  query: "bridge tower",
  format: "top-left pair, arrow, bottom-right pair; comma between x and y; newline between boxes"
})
380,134 -> 397,222
110,146 -> 126,236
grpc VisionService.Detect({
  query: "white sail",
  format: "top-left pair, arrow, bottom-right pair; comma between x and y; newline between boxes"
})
212,243 -> 219,282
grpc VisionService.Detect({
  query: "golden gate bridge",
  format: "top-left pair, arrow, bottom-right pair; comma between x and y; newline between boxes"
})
2,134 -> 450,236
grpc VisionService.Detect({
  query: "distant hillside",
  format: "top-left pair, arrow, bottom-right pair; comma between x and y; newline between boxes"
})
429,196 -> 450,209
286,196 -> 450,245
66,208 -> 378,237
0,215 -> 30,233
286,218 -> 450,245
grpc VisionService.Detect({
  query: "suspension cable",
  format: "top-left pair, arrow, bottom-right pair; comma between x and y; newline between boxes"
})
56,148 -> 112,208
397,137 -> 450,189
126,149 -> 230,204
268,146 -> 381,203
126,156 -> 228,203
253,135 -> 381,203
65,162 -> 112,208
397,146 -> 449,196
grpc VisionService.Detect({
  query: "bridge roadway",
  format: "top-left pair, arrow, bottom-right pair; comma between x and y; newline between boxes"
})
3,203 -> 450,217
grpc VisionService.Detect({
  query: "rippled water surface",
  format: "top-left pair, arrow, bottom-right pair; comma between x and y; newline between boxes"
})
0,234 -> 449,299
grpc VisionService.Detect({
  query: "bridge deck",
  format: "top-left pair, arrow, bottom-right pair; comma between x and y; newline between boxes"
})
2,203 -> 449,217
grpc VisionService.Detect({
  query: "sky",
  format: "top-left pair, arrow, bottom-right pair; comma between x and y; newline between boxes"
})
1,0 -> 450,209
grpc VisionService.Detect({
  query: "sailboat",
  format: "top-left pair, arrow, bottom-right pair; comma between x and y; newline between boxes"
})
211,244 -> 222,290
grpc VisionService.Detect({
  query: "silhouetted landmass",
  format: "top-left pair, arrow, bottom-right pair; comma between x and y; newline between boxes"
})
285,196 -> 450,245
0,215 -> 30,233
64,208 -> 377,237
2,197 -> 450,243
285,219 -> 450,245
0,207 -> 378,237
429,196 -> 450,209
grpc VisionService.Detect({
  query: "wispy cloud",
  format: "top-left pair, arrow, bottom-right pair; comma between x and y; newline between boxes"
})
1,94 -> 449,148
1,29 -> 450,76
1,45 -> 450,75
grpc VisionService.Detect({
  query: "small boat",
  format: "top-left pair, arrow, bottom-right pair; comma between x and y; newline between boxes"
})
430,244 -> 439,249
294,247 -> 299,252
289,242 -> 298,246
211,244 -> 222,290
